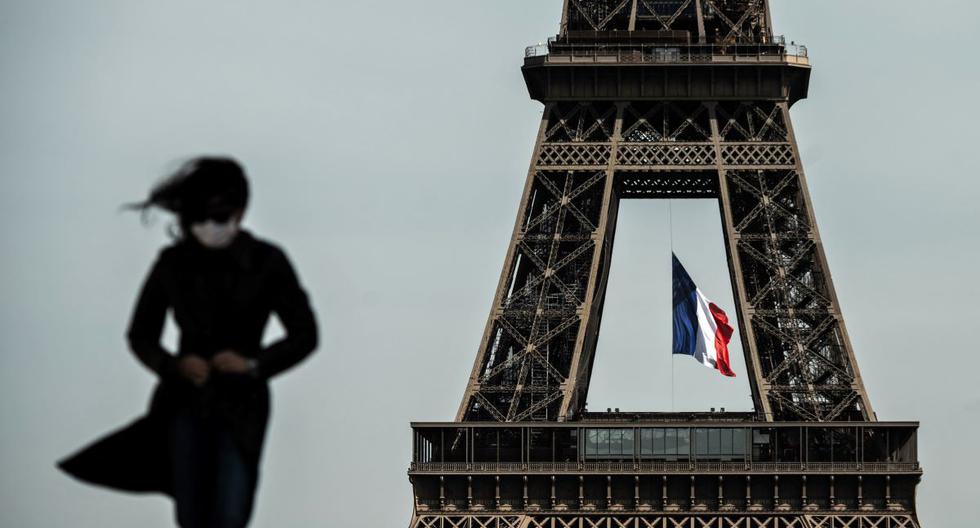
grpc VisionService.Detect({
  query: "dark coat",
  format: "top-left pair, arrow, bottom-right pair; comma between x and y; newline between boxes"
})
58,230 -> 318,496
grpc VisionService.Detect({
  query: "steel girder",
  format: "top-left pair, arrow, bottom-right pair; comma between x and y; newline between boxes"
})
458,102 -> 622,423
562,0 -> 771,44
456,100 -> 874,423
418,3 -> 920,528
411,514 -> 920,528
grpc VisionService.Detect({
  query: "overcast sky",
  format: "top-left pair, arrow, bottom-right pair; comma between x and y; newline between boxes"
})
1,1 -> 978,526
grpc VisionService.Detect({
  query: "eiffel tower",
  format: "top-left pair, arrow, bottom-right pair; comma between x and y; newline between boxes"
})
408,2 -> 923,527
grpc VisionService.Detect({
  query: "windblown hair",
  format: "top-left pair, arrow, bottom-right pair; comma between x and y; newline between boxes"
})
127,156 -> 249,236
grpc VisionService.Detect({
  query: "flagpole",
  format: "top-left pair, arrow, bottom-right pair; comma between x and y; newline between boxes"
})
668,199 -> 675,412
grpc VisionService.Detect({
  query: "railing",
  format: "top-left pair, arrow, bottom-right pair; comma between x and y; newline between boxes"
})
527,497 -> 550,509
470,498 -> 496,509
415,497 -> 913,513
720,499 -> 746,510
525,38 -> 808,64
774,499 -> 802,511
409,461 -> 921,474
526,43 -> 549,58
415,498 -> 442,512
497,498 -> 522,510
580,498 -> 606,509
441,498 -> 468,510
746,499 -> 774,511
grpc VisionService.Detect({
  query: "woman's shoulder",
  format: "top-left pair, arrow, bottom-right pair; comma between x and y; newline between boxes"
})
153,240 -> 184,263
240,230 -> 283,255
239,230 -> 294,269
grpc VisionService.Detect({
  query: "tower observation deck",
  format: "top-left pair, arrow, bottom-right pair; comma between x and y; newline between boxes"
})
408,2 -> 924,527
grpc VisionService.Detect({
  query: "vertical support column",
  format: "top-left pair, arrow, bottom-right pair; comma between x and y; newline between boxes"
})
579,476 -> 585,509
456,105 -> 554,422
745,476 -> 752,507
858,475 -> 864,509
708,101 -> 771,418
410,476 -> 419,512
523,476 -> 529,509
780,101 -> 875,421
467,476 -> 473,509
606,476 -> 613,509
551,476 -> 557,508
718,476 -> 724,508
761,0 -> 775,43
634,476 -> 641,509
495,476 -> 501,510
559,0 -> 571,37
913,429 -> 918,462
802,475 -> 808,507
558,102 -> 626,419
694,0 -> 707,43
689,476 -> 696,509
830,475 -> 836,507
774,475 -> 780,507
662,476 -> 668,510
711,99 -> 875,421
439,476 -> 445,509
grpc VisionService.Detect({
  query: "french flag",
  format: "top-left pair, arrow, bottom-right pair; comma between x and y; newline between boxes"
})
672,254 -> 736,377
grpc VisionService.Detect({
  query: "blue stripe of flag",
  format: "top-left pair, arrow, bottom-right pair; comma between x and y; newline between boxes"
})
672,253 -> 701,360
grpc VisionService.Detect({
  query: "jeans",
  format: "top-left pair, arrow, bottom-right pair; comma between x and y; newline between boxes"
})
170,408 -> 255,528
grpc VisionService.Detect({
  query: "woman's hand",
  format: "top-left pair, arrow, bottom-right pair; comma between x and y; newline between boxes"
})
212,350 -> 252,375
177,355 -> 211,386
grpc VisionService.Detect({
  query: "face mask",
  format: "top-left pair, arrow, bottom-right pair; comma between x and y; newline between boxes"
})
190,219 -> 240,249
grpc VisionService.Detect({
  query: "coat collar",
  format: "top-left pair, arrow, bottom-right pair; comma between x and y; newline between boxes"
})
178,229 -> 257,270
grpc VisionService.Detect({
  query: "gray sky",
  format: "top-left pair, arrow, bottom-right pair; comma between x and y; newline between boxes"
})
1,1 -> 977,526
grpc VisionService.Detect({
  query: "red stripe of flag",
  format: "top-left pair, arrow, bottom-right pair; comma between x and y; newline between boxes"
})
708,302 -> 736,377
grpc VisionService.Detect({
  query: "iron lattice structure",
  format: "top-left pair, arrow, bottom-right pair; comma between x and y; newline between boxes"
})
457,1 -> 871,425
409,1 -> 922,527
413,515 -> 920,528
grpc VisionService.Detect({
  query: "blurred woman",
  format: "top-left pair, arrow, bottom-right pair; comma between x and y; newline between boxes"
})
59,157 -> 318,528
